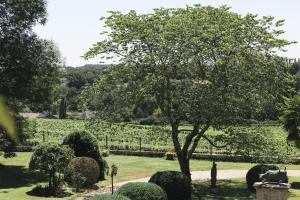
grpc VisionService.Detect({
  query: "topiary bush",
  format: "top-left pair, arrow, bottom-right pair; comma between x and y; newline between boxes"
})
246,164 -> 281,191
65,157 -> 100,188
29,143 -> 74,196
116,182 -> 167,200
89,194 -> 130,200
62,131 -> 105,180
149,171 -> 191,200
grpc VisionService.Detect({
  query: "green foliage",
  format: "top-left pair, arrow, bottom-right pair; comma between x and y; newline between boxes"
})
246,164 -> 280,191
84,5 -> 292,127
25,119 -> 300,163
281,96 -> 300,142
218,125 -> 299,163
90,194 -> 130,200
26,39 -> 62,113
0,95 -> 18,157
62,131 -> 101,161
83,4 -> 293,180
0,96 -> 16,139
64,65 -> 106,111
29,143 -> 74,190
116,182 -> 167,200
59,97 -> 67,119
149,171 -> 191,200
65,157 -> 100,188
62,131 -> 105,180
0,0 -> 62,112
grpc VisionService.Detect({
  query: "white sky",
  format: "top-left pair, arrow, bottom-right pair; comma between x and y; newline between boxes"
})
33,0 -> 300,67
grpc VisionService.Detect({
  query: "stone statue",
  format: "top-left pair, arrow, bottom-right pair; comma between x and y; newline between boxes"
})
211,161 -> 217,191
260,168 -> 287,183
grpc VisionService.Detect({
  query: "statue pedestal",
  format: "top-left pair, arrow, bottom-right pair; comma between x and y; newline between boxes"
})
253,182 -> 290,200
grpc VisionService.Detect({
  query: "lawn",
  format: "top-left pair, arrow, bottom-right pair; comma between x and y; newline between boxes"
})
192,177 -> 300,200
0,153 -> 300,200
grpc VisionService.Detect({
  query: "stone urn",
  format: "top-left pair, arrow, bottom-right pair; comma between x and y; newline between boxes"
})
253,182 -> 290,200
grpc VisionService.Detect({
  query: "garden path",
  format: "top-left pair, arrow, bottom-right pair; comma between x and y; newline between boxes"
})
76,169 -> 300,200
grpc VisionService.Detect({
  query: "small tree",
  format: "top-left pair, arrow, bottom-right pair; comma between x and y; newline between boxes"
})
29,144 -> 74,192
59,97 -> 67,119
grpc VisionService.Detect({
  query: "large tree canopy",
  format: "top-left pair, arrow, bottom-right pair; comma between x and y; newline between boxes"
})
0,0 -> 61,111
0,0 -> 62,157
84,5 -> 293,187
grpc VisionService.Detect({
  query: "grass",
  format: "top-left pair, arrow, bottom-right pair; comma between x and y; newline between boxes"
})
192,178 -> 255,200
192,177 -> 300,200
1,152 -> 300,200
0,152 -> 75,200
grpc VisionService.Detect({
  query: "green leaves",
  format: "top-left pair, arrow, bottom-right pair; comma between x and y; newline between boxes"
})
83,4 -> 293,142
280,96 -> 300,140
0,96 -> 18,143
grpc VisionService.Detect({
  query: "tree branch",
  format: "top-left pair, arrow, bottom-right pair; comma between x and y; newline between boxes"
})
187,123 -> 210,159
202,135 -> 228,149
182,124 -> 199,156
171,123 -> 183,158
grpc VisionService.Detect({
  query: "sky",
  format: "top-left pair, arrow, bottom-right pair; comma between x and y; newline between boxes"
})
33,0 -> 300,67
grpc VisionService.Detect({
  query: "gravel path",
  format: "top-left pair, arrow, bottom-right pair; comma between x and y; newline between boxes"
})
76,169 -> 300,200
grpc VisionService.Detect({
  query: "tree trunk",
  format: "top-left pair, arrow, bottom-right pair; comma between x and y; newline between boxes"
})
170,122 -> 210,200
171,124 -> 190,177
177,154 -> 191,179
176,148 -> 192,200
49,172 -> 53,189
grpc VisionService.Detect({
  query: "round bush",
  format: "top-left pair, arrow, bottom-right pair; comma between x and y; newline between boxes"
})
89,194 -> 130,200
62,131 -> 105,180
116,182 -> 167,200
149,171 -> 191,200
246,164 -> 280,191
65,157 -> 100,187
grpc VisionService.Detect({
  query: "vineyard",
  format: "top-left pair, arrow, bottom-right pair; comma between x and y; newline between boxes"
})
26,119 -> 218,153
24,119 -> 297,157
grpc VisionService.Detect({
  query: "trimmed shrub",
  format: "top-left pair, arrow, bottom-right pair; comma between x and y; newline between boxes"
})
65,157 -> 100,188
89,194 -> 130,200
246,164 -> 281,191
116,182 -> 167,200
29,144 -> 74,195
149,171 -> 191,200
62,131 -> 105,180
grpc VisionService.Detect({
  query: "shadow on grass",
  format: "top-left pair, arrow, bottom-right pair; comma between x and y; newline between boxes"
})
26,186 -> 73,198
0,163 -> 47,189
192,179 -> 255,200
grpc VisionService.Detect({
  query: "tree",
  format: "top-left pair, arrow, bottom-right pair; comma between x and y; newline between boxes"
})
63,65 -> 105,111
0,0 -> 61,112
59,97 -> 67,119
83,5 -> 292,185
25,40 -> 62,112
281,96 -> 300,147
29,144 -> 74,192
